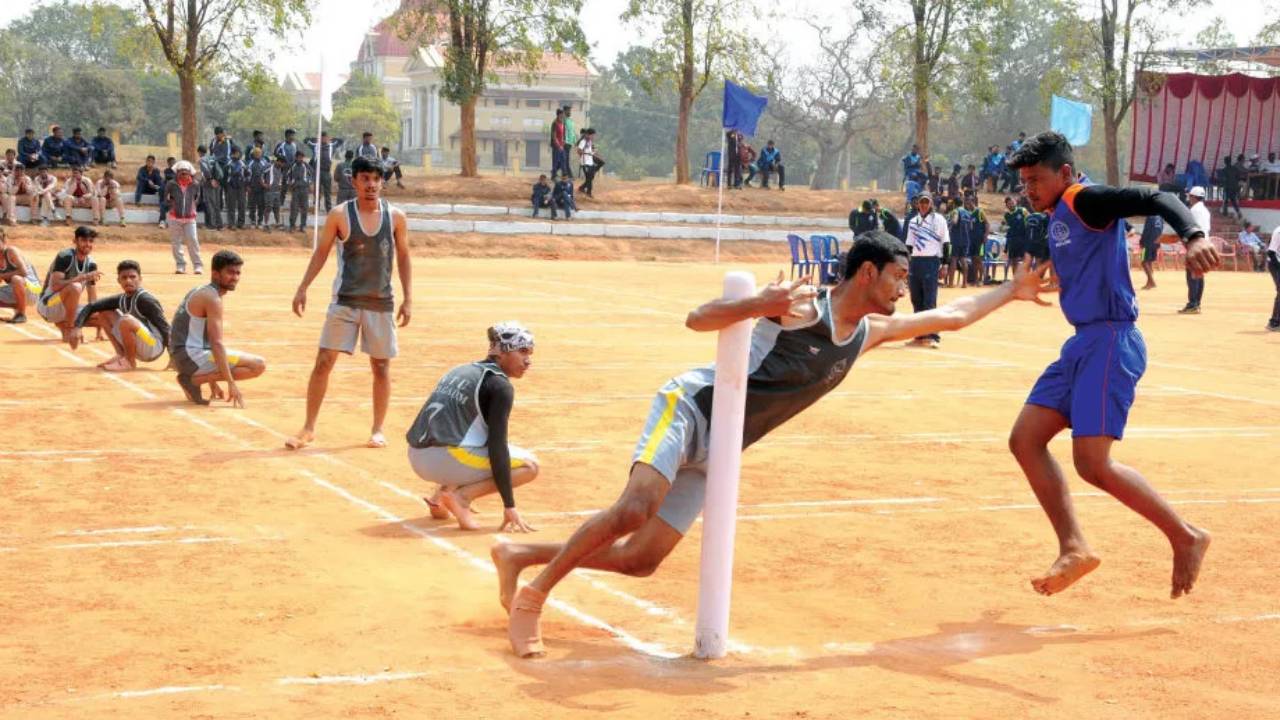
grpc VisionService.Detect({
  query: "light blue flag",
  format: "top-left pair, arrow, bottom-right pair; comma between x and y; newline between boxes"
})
1050,95 -> 1093,147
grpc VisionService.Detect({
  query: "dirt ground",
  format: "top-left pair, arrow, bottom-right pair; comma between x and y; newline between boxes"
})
2,239 -> 1278,719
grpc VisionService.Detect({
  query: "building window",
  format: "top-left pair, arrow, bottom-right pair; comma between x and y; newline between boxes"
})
493,97 -> 510,106
525,140 -> 540,168
522,118 -> 544,130
526,99 -> 541,108
493,140 -> 508,166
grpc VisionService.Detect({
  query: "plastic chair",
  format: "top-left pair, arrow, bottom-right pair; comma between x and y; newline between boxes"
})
809,234 -> 841,285
982,237 -> 1004,279
1209,235 -> 1238,271
700,151 -> 722,187
820,235 -> 840,284
787,234 -> 811,279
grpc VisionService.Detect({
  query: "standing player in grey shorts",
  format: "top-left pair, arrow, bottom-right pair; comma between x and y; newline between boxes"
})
73,259 -> 171,371
495,231 -> 1056,657
408,322 -> 540,532
285,155 -> 412,450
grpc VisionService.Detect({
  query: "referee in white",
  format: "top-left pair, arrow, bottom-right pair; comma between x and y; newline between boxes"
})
903,191 -> 950,347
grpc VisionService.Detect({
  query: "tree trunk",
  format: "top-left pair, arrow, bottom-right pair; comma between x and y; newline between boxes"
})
913,71 -> 930,158
810,143 -> 841,190
674,0 -> 694,185
1103,99 -> 1120,186
459,96 -> 478,177
178,69 -> 198,161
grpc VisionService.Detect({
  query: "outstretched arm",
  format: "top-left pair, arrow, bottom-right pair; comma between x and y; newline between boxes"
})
864,263 -> 1054,350
291,207 -> 342,317
1074,186 -> 1219,273
685,271 -> 816,332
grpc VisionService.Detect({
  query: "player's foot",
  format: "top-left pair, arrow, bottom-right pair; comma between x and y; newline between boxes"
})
508,585 -> 547,658
102,356 -> 134,372
1031,550 -> 1101,596
176,373 -> 208,405
8,313 -> 25,324
1171,526 -> 1211,599
366,432 -> 387,449
491,542 -> 527,613
1141,282 -> 1156,290
1177,305 -> 1201,314
424,493 -> 450,520
67,328 -> 82,350
439,489 -> 480,531
284,430 -> 314,450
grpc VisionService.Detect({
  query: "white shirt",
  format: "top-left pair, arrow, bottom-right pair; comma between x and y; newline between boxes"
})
1265,161 -> 1280,173
905,210 -> 950,257
1269,226 -> 1280,255
1188,200 -> 1211,238
576,137 -> 594,167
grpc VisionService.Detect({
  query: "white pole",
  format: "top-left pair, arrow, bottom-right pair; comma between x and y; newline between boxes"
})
310,52 -> 326,252
694,270 -> 755,660
714,130 -> 728,264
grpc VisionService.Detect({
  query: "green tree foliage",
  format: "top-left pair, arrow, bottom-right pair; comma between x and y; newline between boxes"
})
8,0 -> 161,69
0,34 -> 63,136
330,95 -> 402,149
330,71 -> 385,111
49,66 -> 148,139
396,0 -> 588,176
224,77 -> 308,145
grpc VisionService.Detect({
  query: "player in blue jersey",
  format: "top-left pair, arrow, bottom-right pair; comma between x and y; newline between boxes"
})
1007,132 -> 1220,600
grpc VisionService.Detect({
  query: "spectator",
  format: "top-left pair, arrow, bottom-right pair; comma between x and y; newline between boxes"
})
550,109 -> 568,179
562,105 -> 577,178
552,172 -> 576,219
266,155 -> 288,230
1,164 -> 31,226
251,130 -> 268,155
95,169 -> 126,226
2,148 -> 22,175
901,144 -> 923,185
1219,155 -> 1242,218
981,146 -> 1003,192
1025,209 -> 1050,263
134,155 -> 164,217
903,192 -> 949,347
305,131 -> 344,211
160,156 -> 177,227
872,199 -> 901,238
926,166 -> 941,197
946,197 -> 971,288
29,166 -> 59,225
531,174 -> 554,217
1178,186 -> 1211,314
287,150 -> 311,233
223,148 -> 248,230
1137,213 -> 1163,290
208,126 -> 237,214
1238,222 -> 1266,271
164,160 -> 203,274
1268,224 -> 1280,331
849,200 -> 878,235
576,128 -> 601,197
18,129 -> 42,168
757,140 -> 785,190
90,127 -> 116,167
960,164 -> 980,196
904,175 -> 923,210
41,125 -> 68,167
999,144 -> 1020,192
1265,152 -> 1280,174
1010,131 -> 1026,152
355,132 -> 379,161
965,193 -> 989,285
1001,194 -> 1029,280
944,163 -> 961,202
246,146 -> 273,228
724,130 -> 743,189
273,128 -> 299,164
379,146 -> 403,188
1157,162 -> 1178,191
334,149 -> 355,204
58,166 -> 97,226
196,145 -> 224,230
737,136 -> 756,188
65,128 -> 92,168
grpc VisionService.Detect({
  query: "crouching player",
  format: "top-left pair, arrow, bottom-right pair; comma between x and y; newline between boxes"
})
73,259 -> 170,371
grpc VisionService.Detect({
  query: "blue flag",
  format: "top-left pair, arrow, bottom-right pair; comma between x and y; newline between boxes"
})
722,81 -> 768,136
1050,95 -> 1093,147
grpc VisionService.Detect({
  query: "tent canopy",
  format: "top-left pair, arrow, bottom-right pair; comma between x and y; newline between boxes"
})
1146,45 -> 1280,69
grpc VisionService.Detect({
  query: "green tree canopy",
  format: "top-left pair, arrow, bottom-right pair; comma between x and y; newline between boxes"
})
330,95 -> 402,149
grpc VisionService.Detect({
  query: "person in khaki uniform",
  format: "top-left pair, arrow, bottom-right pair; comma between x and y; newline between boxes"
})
95,169 -> 126,226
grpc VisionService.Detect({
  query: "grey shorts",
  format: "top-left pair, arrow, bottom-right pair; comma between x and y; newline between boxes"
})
172,346 -> 246,376
0,278 -> 40,307
632,380 -> 711,535
408,444 -> 539,487
36,294 -> 66,324
112,317 -> 166,362
319,303 -> 398,359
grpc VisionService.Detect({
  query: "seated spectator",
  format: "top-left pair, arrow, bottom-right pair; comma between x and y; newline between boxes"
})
552,172 -> 576,219
134,155 -> 164,208
59,166 -> 97,226
41,125 -> 68,167
530,174 -> 553,217
1157,162 -> 1179,192
96,169 -> 126,226
29,166 -> 59,225
1,165 -> 31,226
1239,223 -> 1267,271
757,140 -> 785,190
380,146 -> 404,188
91,128 -> 116,167
18,129 -> 42,169
2,148 -> 23,176
1265,152 -> 1280,174
66,128 -> 92,168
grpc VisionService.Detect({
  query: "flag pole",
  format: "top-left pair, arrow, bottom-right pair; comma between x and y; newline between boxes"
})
310,52 -> 325,252
715,129 -> 727,264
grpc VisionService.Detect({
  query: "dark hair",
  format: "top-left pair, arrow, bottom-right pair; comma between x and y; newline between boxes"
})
24,128 -> 33,134
166,156 -> 175,162
214,126 -> 225,134
211,249 -> 243,272
285,128 -> 296,135
197,145 -> 207,153
295,150 -> 306,158
97,127 -> 105,133
843,231 -> 909,280
253,130 -> 263,136
117,259 -> 141,275
344,149 -> 354,160
146,154 -> 156,161
72,127 -> 82,133
350,156 -> 381,178
1008,131 -> 1074,171
362,131 -> 373,138
380,146 -> 389,152
74,225 -> 98,238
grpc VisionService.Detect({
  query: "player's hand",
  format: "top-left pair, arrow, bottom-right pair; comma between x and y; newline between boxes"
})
758,270 -> 817,318
1185,235 -> 1221,276
209,382 -> 225,401
227,382 -> 244,409
1011,261 -> 1055,306
499,508 -> 535,533
291,287 -> 307,317
396,300 -> 411,327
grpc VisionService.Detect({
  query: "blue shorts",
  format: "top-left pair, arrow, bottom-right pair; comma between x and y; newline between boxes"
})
1026,322 -> 1147,439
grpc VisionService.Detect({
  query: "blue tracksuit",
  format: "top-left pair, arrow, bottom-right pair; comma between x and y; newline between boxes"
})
91,136 -> 116,164
18,137 -> 42,166
41,136 -> 67,165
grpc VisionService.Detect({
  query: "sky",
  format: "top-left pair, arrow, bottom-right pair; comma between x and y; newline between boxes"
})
0,0 -> 1274,111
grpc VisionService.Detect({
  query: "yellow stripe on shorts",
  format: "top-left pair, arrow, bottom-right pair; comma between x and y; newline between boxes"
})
25,280 -> 41,294
135,326 -> 157,347
446,446 -> 527,470
45,293 -> 62,307
638,387 -> 684,464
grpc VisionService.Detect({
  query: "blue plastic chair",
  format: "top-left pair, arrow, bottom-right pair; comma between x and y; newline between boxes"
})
787,234 -> 811,279
982,236 -> 1004,280
808,235 -> 841,284
701,151 -> 722,187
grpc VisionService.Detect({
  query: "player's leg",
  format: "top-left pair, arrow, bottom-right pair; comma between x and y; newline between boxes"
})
112,313 -> 143,369
369,357 -> 390,447
189,350 -> 265,386
89,309 -> 127,368
57,281 -> 86,347
362,309 -> 397,448
3,275 -> 28,319
285,347 -> 341,448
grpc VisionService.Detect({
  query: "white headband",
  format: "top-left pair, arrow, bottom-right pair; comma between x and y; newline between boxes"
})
491,321 -> 534,352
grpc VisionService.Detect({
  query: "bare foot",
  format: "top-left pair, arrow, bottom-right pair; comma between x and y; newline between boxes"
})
366,432 -> 387,449
1171,527 -> 1211,599
67,328 -> 82,350
439,489 -> 479,531
508,585 -> 547,658
96,355 -> 122,369
1031,551 -> 1102,596
1141,282 -> 1156,290
284,429 -> 314,450
424,492 -> 450,520
101,356 -> 133,372
491,542 -> 525,613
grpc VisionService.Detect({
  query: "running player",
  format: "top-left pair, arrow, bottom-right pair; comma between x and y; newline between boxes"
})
285,155 -> 412,450
1005,132 -> 1217,600
495,231 -> 1055,657
0,227 -> 41,323
169,249 -> 267,406
37,225 -> 101,347
73,259 -> 170,371
409,322 -> 540,532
